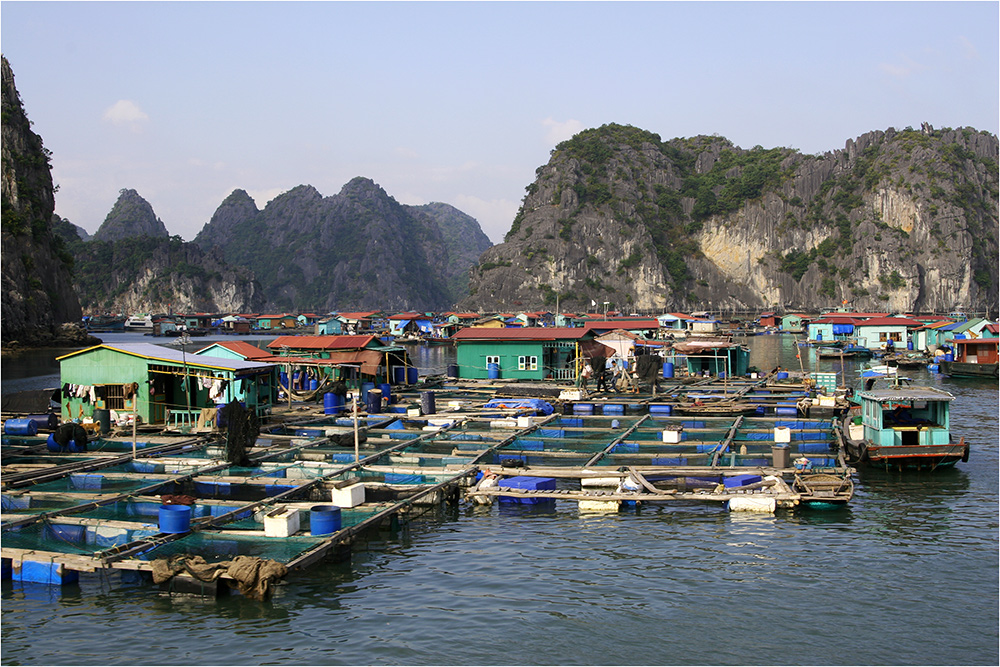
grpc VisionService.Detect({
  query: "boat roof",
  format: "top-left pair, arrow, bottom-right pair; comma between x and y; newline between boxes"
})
856,386 -> 955,402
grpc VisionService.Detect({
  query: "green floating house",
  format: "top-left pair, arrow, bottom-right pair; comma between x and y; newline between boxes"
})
452,327 -> 598,380
57,343 -> 278,428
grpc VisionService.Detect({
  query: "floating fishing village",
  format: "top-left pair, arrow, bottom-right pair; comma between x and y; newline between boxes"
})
2,309 -> 993,599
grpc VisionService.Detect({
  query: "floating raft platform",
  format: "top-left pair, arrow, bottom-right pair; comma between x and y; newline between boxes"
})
2,373 -> 854,596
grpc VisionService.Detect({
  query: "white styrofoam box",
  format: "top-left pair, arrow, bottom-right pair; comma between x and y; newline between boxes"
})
559,389 -> 584,400
578,499 -> 621,512
581,476 -> 623,488
447,400 -> 463,411
490,419 -> 519,429
264,507 -> 301,537
774,426 -> 791,443
331,483 -> 365,508
662,428 -> 682,443
517,415 -> 535,428
818,396 -> 836,407
727,497 -> 777,513
406,407 -> 421,417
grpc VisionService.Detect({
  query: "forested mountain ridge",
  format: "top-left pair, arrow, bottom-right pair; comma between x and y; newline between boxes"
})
460,123 -> 998,314
1,55 -> 86,346
194,177 -> 493,312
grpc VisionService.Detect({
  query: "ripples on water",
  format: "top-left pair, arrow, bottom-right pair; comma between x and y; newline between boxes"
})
2,335 -> 997,665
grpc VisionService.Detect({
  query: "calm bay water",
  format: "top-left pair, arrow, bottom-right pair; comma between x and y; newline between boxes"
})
2,334 -> 997,665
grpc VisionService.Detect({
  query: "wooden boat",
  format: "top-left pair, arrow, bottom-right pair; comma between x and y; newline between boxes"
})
841,384 -> 968,470
791,472 -> 854,507
939,339 -> 999,378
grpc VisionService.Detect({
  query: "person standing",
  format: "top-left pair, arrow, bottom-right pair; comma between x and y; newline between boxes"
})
579,360 -> 593,392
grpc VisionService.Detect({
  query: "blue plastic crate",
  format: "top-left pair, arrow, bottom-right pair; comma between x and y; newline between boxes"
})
723,474 -> 762,488
498,476 -> 556,504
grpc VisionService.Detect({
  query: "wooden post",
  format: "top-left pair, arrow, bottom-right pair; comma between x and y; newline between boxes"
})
353,395 -> 360,463
131,386 -> 137,459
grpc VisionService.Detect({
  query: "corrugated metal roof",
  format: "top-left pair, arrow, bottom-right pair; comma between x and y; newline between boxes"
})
266,335 -> 377,350
58,343 -> 276,372
452,327 -> 591,341
857,387 -> 955,402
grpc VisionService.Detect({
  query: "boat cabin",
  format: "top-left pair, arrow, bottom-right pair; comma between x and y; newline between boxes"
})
854,386 -> 958,465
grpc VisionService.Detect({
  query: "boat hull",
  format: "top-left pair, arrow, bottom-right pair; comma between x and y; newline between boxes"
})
848,439 -> 969,470
939,361 -> 998,378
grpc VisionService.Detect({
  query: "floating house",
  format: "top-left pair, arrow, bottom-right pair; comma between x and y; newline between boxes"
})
852,317 -> 922,350
314,316 -> 344,336
266,335 -> 412,385
780,314 -> 809,333
388,312 -> 433,337
335,311 -> 382,334
452,327 -> 598,381
758,312 -> 779,328
670,339 -> 750,377
57,343 -> 278,428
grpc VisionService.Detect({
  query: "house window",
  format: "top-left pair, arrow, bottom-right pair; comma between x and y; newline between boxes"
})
518,355 -> 538,371
486,355 -> 500,366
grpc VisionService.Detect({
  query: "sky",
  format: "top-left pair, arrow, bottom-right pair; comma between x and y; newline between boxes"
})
2,1 -> 997,244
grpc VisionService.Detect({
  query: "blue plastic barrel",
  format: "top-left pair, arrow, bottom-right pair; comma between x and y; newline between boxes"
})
776,371 -> 789,380
4,418 -> 38,436
944,353 -> 954,362
24,414 -> 58,431
310,505 -> 342,536
366,389 -> 382,414
421,391 -> 436,415
323,392 -> 344,415
46,433 -> 61,452
663,362 -> 674,379
907,340 -> 914,351
817,333 -> 822,341
379,383 -> 392,404
158,505 -> 192,533
361,381 -> 375,401
392,366 -> 406,384
309,379 -> 319,391
488,363 -> 500,379
407,367 -> 419,384
447,364 -> 459,378
573,403 -> 594,414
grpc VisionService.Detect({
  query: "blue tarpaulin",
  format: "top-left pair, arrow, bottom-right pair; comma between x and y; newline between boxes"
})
832,324 -> 855,334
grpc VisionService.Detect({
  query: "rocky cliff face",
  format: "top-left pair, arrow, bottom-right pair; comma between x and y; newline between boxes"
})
195,177 -> 491,311
92,188 -> 169,242
1,56 -> 84,346
404,202 -> 493,301
461,123 -> 998,314
67,236 -> 265,314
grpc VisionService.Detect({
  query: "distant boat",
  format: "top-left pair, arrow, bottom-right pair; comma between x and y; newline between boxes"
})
124,314 -> 154,331
86,315 -> 125,332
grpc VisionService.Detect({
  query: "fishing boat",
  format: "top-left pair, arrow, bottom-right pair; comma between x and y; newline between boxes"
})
841,383 -> 968,470
939,339 -> 999,378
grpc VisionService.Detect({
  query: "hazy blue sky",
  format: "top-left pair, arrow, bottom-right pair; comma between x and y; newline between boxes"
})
3,1 -> 997,243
